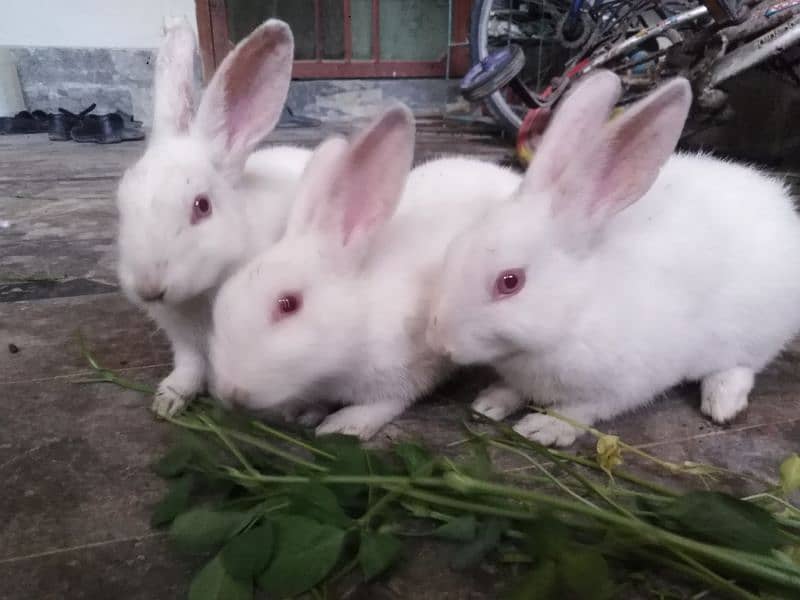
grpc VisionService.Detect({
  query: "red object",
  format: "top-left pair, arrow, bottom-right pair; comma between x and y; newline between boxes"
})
516,59 -> 589,164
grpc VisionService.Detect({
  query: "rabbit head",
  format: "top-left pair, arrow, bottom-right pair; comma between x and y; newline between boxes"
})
117,20 -> 294,306
427,71 -> 692,365
209,104 -> 416,411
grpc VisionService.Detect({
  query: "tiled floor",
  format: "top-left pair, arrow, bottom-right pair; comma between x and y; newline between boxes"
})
1,123 -> 798,599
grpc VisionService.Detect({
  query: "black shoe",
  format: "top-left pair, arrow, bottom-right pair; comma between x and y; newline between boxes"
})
48,104 -> 97,141
70,112 -> 145,144
0,110 -> 51,134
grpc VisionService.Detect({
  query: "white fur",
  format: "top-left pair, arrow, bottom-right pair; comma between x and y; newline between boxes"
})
210,108 -> 522,439
116,20 -> 311,417
428,72 -> 800,446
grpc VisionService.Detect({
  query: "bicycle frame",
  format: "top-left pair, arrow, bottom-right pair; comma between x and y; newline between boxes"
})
534,0 -> 800,108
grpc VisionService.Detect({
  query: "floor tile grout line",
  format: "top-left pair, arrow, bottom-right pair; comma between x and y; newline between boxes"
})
1,362 -> 171,386
632,416 -> 800,450
0,532 -> 168,565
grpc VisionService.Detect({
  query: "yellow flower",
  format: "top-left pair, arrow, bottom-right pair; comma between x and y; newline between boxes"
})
779,454 -> 800,496
596,435 -> 623,475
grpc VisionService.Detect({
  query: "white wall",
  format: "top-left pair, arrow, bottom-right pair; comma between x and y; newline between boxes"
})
0,0 -> 197,48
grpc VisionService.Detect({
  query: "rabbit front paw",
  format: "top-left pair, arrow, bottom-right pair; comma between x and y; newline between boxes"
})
513,413 -> 578,447
472,384 -> 524,421
152,370 -> 203,417
283,406 -> 330,427
316,401 -> 403,440
700,367 -> 753,424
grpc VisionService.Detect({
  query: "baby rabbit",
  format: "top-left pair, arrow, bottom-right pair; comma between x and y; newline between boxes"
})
116,20 -> 311,417
427,70 -> 800,447
210,104 -> 522,439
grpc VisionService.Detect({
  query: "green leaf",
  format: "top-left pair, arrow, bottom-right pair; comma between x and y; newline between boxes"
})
152,445 -> 194,478
256,515 -> 346,598
451,517 -> 506,570
395,442 -> 434,477
780,454 -> 800,496
434,515 -> 477,542
286,482 -> 352,528
315,434 -> 370,506
170,508 -> 250,554
151,474 -> 194,527
174,429 -> 222,466
220,523 -> 275,581
454,439 -> 492,480
521,519 -> 569,562
359,531 -> 402,580
651,491 -> 784,553
559,550 -> 613,600
189,555 -> 252,600
315,434 -> 369,473
505,560 -> 558,600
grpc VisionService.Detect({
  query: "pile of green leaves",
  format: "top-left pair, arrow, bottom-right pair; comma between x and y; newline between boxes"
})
79,349 -> 800,599
146,399 -> 800,600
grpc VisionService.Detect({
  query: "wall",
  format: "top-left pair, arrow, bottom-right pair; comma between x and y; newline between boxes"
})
0,0 -> 196,49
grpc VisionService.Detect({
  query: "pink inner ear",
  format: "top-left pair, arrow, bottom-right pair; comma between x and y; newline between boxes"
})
332,107 -> 414,247
221,25 -> 292,154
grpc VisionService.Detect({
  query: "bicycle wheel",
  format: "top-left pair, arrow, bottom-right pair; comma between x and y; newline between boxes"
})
470,0 -> 582,137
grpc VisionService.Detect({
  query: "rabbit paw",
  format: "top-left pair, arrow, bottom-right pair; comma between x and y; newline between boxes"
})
701,367 -> 753,424
152,371 -> 202,417
284,406 -> 330,427
513,414 -> 578,447
472,385 -> 524,421
316,402 -> 401,440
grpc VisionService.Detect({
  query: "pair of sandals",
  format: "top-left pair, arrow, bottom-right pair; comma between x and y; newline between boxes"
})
0,104 -> 145,143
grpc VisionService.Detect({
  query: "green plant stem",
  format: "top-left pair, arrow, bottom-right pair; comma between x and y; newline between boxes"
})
250,421 -> 335,460
223,469 -> 442,489
442,474 -> 800,591
668,547 -> 758,600
385,485 -> 541,521
359,490 -> 403,527
225,428 -> 327,473
492,438 -> 638,519
742,493 -> 800,518
488,439 -> 601,511
167,415 -> 327,473
198,414 -> 259,477
547,448 -> 680,497
636,548 -> 755,600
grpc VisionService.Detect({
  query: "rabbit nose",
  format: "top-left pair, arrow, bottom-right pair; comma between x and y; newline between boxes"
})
135,273 -> 166,302
137,285 -> 166,303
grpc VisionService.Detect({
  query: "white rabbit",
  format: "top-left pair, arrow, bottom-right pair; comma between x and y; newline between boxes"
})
427,70 -> 800,447
116,20 -> 311,417
209,104 -> 522,439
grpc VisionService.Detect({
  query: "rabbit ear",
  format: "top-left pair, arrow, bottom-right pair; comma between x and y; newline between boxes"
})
522,70 -> 622,196
152,21 -> 196,137
581,77 -> 692,220
520,75 -> 691,226
193,19 -> 294,177
287,104 -> 416,261
285,135 -> 350,236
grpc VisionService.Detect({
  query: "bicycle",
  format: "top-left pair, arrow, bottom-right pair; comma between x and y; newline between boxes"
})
461,1 -> 800,161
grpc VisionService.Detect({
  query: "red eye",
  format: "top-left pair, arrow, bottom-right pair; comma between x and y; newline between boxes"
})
493,268 -> 526,300
191,194 -> 212,224
273,292 -> 302,321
